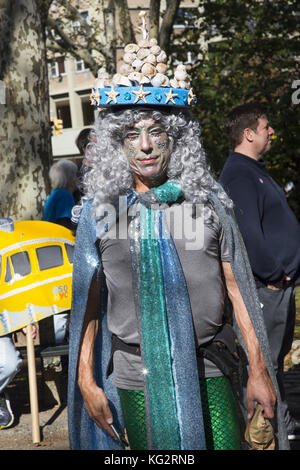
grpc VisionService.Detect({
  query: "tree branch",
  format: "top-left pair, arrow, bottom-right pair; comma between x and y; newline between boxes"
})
149,0 -> 160,40
47,16 -> 78,50
112,0 -> 136,44
46,18 -> 108,76
159,0 -> 181,53
56,0 -> 92,37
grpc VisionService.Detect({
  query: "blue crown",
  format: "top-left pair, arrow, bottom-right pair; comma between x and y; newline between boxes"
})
90,85 -> 197,108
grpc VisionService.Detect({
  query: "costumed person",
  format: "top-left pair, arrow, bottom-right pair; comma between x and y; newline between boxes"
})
67,14 -> 289,451
220,103 -> 300,440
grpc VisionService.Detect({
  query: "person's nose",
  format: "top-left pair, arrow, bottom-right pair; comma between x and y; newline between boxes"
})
269,126 -> 275,136
140,131 -> 153,153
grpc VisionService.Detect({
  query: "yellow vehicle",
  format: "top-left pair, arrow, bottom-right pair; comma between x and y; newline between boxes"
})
0,218 -> 75,336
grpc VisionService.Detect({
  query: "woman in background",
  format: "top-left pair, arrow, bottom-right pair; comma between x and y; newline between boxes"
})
44,159 -> 78,230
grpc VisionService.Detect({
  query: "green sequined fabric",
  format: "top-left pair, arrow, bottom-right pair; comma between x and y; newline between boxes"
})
118,389 -> 147,450
118,376 -> 241,450
199,376 -> 241,450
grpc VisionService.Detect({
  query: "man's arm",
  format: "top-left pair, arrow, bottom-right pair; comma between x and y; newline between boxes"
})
77,275 -> 116,439
222,261 -> 276,419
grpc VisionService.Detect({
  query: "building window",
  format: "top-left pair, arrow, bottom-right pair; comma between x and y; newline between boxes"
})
75,59 -> 89,73
82,98 -> 95,126
36,246 -> 63,271
72,11 -> 89,34
49,57 -> 66,79
173,8 -> 198,28
56,101 -> 72,129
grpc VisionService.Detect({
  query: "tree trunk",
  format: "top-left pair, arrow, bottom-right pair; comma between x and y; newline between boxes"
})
0,0 -> 52,221
113,0 -> 136,45
159,0 -> 181,54
149,0 -> 160,40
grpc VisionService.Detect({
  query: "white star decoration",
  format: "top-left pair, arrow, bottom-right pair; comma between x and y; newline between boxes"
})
105,86 -> 120,104
132,85 -> 151,104
188,88 -> 196,105
164,89 -> 178,104
90,89 -> 100,106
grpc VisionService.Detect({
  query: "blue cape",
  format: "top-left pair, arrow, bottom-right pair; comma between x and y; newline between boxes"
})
67,194 -> 289,450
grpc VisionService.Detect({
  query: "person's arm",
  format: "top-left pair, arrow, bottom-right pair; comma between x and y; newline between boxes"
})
77,275 -> 116,439
222,261 -> 276,419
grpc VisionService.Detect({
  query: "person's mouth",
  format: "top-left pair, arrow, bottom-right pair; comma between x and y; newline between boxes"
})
139,157 -> 158,165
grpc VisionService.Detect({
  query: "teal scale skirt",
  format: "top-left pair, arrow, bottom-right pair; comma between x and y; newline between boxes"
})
118,376 -> 241,450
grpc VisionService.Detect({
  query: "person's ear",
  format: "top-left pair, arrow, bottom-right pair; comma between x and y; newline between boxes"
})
244,127 -> 254,142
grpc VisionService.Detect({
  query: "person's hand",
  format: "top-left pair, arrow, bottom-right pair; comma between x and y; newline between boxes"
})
266,280 -> 283,289
22,324 -> 37,340
267,275 -> 291,290
246,367 -> 277,420
79,380 -> 116,440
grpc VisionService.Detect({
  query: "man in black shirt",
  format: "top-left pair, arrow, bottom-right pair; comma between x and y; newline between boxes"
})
220,103 -> 300,438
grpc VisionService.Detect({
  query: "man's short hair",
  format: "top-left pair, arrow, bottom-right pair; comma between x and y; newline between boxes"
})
226,103 -> 267,148
76,128 -> 94,155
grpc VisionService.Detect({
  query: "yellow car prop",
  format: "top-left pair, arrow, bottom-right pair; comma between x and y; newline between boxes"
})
0,218 -> 75,336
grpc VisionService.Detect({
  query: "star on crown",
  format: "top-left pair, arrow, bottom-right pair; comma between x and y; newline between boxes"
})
188,88 -> 196,105
165,89 -> 178,104
132,85 -> 151,104
90,89 -> 100,106
105,86 -> 120,104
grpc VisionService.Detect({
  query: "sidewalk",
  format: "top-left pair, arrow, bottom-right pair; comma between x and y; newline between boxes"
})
0,361 -> 69,450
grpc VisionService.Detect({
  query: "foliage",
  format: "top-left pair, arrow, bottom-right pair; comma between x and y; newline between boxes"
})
176,0 -> 300,218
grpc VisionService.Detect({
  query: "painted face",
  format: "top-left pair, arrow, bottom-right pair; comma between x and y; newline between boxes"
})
122,118 -> 171,190
252,116 -> 275,157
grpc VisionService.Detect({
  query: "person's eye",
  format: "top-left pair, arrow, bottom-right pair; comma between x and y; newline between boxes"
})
126,132 -> 140,140
149,128 -> 164,137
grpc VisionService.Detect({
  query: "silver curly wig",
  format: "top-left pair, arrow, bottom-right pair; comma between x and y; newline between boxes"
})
73,107 -> 232,224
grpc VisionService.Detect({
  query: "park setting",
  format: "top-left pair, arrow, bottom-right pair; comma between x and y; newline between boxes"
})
0,0 -> 299,453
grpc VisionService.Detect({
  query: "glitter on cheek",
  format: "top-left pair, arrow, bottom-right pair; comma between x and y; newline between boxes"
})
157,140 -> 168,152
126,144 -> 136,159
124,144 -> 138,169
